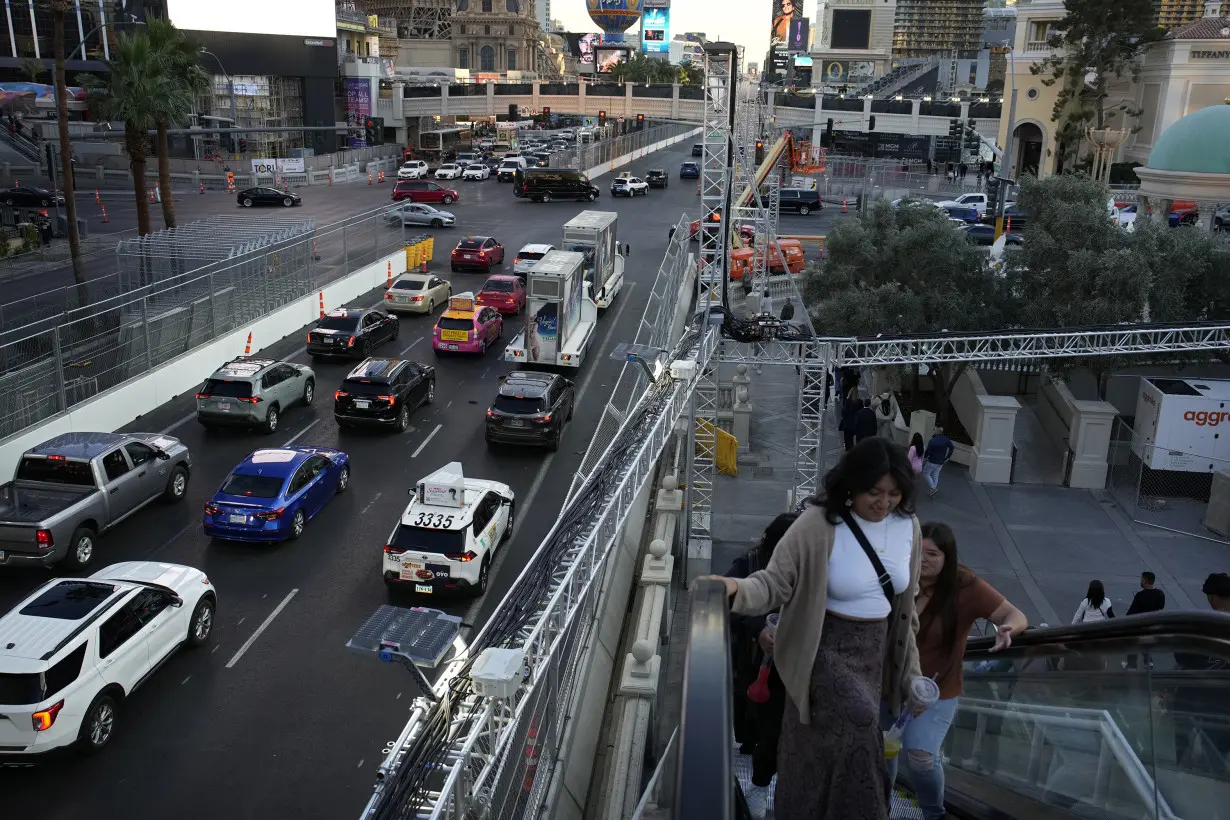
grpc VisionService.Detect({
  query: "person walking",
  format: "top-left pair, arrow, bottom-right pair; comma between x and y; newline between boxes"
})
839,380 -> 861,452
875,393 -> 895,439
922,427 -> 954,497
883,522 -> 1028,820
908,433 -> 926,476
1124,571 -> 1165,668
1072,580 -> 1115,623
854,398 -> 878,445
701,438 -> 926,820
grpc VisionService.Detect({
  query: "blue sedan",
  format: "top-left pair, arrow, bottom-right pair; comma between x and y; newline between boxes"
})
203,447 -> 351,542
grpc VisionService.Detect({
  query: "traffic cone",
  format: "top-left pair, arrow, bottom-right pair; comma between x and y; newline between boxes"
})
1006,216 -> 1012,232
199,179 -> 205,195
313,240 -> 320,260
94,189 -> 100,205
318,291 -> 325,318
841,197 -> 847,214
387,261 -> 393,288
100,205 -> 108,223
368,172 -> 373,185
420,257 -> 427,274
328,172 -> 333,186
378,170 -> 385,183
522,723 -> 540,793
148,187 -> 155,203
243,332 -> 252,355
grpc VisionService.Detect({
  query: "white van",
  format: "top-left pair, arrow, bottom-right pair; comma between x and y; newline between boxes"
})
497,157 -> 527,182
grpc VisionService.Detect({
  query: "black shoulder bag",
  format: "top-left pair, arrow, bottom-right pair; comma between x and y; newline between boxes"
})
840,509 -> 895,603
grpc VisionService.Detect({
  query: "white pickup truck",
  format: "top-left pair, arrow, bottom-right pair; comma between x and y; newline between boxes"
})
935,192 -> 989,216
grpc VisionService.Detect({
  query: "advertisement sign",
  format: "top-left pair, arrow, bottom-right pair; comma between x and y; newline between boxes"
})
769,47 -> 790,75
641,7 -> 670,54
820,59 -> 874,85
167,0 -> 336,38
596,47 -> 630,72
642,0 -> 670,5
527,303 -> 559,363
1132,378 -> 1230,472
251,158 -> 306,175
787,18 -> 809,53
771,0 -> 803,47
344,78 -> 372,148
576,32 -> 601,64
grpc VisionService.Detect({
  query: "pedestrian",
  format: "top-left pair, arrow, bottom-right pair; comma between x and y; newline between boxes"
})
1124,571 -> 1165,669
839,381 -> 860,452
883,522 -> 1028,820
908,433 -> 925,475
875,392 -> 895,439
667,225 -> 676,243
922,427 -> 954,497
855,398 -> 878,444
726,513 -> 798,814
700,437 -> 926,820
958,162 -> 967,180
1071,580 -> 1115,623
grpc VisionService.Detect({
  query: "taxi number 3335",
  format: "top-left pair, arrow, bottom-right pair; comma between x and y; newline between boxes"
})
414,512 -> 456,529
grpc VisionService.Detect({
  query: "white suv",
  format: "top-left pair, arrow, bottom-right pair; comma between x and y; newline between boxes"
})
0,562 -> 216,758
610,176 -> 649,197
397,160 -> 429,180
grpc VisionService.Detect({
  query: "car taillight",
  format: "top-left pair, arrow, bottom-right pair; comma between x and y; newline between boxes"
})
204,503 -> 220,515
486,409 -> 498,418
383,545 -> 406,556
379,395 -> 396,406
47,454 -> 65,461
534,413 -> 552,423
411,296 -> 424,302
237,396 -> 260,404
335,390 -> 348,400
445,550 -> 479,562
32,700 -> 64,732
35,529 -> 53,549
195,392 -> 210,399
385,292 -> 393,300
255,509 -> 283,522
348,336 -> 356,347
307,333 -> 313,343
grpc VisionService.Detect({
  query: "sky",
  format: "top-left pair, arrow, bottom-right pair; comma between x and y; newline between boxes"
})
550,0 -> 778,66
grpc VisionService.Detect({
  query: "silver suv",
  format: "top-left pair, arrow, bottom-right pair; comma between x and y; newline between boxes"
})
195,358 -> 316,434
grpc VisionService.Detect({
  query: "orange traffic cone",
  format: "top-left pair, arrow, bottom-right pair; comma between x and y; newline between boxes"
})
368,172 -> 373,185
199,179 -> 205,195
243,332 -> 252,355
841,197 -> 847,214
148,187 -> 155,203
1005,216 -> 1012,232
328,172 -> 333,186
94,189 -> 100,205
100,205 -> 108,223
387,261 -> 393,288
420,257 -> 427,274
378,170 -> 385,183
313,240 -> 320,260
318,291 -> 325,318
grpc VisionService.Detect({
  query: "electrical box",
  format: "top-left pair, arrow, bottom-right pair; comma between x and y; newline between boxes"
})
471,647 -> 526,699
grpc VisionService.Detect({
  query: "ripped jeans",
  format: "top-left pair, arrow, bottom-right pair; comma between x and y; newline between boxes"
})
880,696 -> 959,820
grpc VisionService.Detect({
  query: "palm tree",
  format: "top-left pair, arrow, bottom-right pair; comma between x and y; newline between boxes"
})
50,0 -> 86,303
144,16 -> 208,229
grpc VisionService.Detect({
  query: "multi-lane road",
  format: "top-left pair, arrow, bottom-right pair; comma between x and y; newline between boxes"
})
0,145 -> 837,819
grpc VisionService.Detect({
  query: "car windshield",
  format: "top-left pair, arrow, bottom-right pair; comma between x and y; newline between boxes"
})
437,317 -> 474,331
493,395 -> 545,414
15,456 -> 95,486
457,239 -> 482,250
202,379 -> 254,398
393,279 -> 426,291
18,580 -> 116,620
219,472 -> 285,498
466,165 -> 485,171
317,316 -> 359,332
483,279 -> 515,293
340,379 -> 392,396
389,523 -> 466,555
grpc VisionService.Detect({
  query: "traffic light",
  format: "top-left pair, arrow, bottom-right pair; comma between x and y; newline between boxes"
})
948,118 -> 961,138
965,128 -> 979,151
598,110 -> 606,126
364,119 -> 376,145
543,106 -> 550,116
986,175 -> 1000,206
868,115 -> 876,132
755,139 -> 764,165
824,117 -> 833,146
239,137 -> 247,153
636,113 -> 645,131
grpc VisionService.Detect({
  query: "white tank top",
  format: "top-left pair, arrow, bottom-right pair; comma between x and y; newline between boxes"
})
826,512 -> 914,620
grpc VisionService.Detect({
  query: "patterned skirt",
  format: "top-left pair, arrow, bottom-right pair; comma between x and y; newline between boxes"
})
774,613 -> 889,820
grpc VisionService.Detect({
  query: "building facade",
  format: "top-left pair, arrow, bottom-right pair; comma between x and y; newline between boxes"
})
812,0 -> 896,88
892,0 -> 986,58
452,0 -> 540,76
1156,0 -> 1209,29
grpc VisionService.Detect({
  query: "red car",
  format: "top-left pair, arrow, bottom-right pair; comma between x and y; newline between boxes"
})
450,236 -> 505,272
476,274 -> 526,315
392,180 -> 459,204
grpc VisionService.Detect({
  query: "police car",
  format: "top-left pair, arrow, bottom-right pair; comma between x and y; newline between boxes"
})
381,462 -> 514,596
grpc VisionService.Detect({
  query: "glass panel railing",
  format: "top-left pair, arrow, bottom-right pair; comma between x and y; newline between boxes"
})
950,613 -> 1230,820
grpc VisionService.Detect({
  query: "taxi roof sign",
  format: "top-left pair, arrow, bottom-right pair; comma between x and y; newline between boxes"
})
448,292 -> 476,312
416,461 -> 466,509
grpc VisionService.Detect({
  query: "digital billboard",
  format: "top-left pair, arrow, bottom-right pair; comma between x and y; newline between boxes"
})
787,18 -> 809,53
771,0 -> 803,47
641,7 -> 670,54
596,47 -> 630,72
167,0 -> 337,38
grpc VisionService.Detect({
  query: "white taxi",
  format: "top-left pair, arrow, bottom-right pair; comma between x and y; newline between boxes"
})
381,462 -> 514,597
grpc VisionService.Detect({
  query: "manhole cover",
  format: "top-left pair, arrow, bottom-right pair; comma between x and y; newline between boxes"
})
753,467 -> 774,478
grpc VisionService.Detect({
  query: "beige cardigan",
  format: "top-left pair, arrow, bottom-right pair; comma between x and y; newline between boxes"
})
732,505 -> 923,724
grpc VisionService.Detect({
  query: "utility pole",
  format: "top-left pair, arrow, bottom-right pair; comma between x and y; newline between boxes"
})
993,86 -> 1018,241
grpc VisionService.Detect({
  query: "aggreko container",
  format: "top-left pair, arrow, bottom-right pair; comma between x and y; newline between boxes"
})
1131,377 -> 1230,472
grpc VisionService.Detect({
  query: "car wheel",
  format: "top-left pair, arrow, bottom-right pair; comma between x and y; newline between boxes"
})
425,379 -> 435,404
426,300 -> 434,313
77,693 -> 119,754
541,192 -> 552,203
302,379 -> 315,405
162,465 -> 189,503
588,192 -> 597,202
186,597 -> 215,647
41,198 -> 50,207
283,197 -> 294,207
546,429 -> 560,452
288,509 -> 306,540
442,195 -> 454,204
396,405 -> 410,432
242,198 -> 253,207
262,405 -> 279,434
431,219 -> 443,227
3,198 -> 12,206
62,526 -> 96,571
799,205 -> 810,215
502,501 -> 515,543
391,322 -> 401,341
336,464 -> 350,493
472,557 -> 490,597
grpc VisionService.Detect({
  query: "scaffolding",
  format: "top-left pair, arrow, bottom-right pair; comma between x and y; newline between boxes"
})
363,0 -> 454,39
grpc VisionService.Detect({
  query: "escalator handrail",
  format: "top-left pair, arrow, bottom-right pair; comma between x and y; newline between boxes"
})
676,578 -> 734,820
965,610 -> 1230,656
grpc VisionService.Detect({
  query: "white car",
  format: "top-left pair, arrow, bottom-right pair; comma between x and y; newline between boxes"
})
462,163 -> 491,180
381,462 -> 514,597
513,243 -> 555,276
397,160 -> 429,180
934,192 -> 989,216
610,176 -> 649,197
435,163 -> 464,180
0,561 -> 216,757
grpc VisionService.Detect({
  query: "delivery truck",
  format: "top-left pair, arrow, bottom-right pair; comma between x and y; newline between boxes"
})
561,210 -> 627,309
503,250 -> 597,369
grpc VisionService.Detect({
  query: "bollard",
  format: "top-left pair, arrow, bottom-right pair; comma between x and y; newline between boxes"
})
101,205 -> 108,223
319,291 -> 325,318
244,332 -> 253,355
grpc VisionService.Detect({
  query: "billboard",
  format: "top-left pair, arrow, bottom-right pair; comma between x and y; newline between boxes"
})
167,0 -> 336,38
344,78 -> 372,148
771,0 -> 803,47
641,7 -> 670,54
820,59 -> 874,85
573,32 -> 601,64
787,18 -> 809,53
596,47 -> 630,72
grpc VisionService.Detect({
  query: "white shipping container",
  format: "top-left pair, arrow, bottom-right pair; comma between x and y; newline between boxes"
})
1131,377 -> 1230,472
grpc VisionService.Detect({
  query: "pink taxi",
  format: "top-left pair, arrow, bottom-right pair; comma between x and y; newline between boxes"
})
432,292 -> 504,356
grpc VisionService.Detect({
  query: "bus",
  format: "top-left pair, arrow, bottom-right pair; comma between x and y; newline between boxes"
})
418,127 -> 473,161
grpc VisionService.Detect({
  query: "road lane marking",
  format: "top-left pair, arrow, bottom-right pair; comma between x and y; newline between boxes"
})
399,338 -> 423,356
182,676 -> 191,685
144,521 -> 196,559
160,412 -> 197,435
361,492 -> 383,515
225,589 -> 299,669
357,759 -> 365,768
411,423 -> 443,457
281,418 -> 320,447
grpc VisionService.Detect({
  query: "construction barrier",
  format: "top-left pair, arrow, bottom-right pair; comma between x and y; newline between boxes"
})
403,235 -> 433,272
695,418 -> 738,477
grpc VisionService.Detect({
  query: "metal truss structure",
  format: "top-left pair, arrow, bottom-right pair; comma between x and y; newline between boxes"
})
364,0 -> 454,39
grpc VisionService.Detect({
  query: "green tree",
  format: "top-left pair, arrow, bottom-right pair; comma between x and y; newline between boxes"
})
677,60 -> 703,85
50,0 -> 86,304
145,16 -> 208,229
800,200 -> 1015,421
1031,0 -> 1162,168
18,55 -> 44,84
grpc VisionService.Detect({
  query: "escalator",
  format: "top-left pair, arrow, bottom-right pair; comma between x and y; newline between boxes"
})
639,580 -> 1230,820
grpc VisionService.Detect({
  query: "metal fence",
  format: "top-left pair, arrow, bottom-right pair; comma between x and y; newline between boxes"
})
552,121 -> 699,175
0,208 -> 407,440
1108,416 -> 1229,543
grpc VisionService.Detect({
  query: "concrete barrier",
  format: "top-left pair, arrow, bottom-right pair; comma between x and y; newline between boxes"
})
0,248 -> 404,477
585,127 -> 703,181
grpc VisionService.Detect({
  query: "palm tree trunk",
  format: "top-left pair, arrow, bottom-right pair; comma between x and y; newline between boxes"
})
156,121 -> 176,228
127,130 -> 152,237
52,4 -> 86,307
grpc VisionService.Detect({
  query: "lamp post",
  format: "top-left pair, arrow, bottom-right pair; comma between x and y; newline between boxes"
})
200,50 -> 239,155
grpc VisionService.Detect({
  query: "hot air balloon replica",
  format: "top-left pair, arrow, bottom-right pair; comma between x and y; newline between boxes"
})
586,0 -> 643,45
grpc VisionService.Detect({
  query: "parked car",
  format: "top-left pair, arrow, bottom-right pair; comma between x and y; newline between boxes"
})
384,273 -> 451,315
334,358 -> 435,432
0,433 -> 192,571
691,143 -> 703,157
779,188 -> 823,215
461,163 -> 491,180
610,176 -> 649,197
204,447 -> 350,542
645,169 -> 668,188
307,307 -> 400,360
237,187 -> 301,208
679,161 -> 700,179
0,185 -> 64,208
435,163 -> 464,180
392,180 -> 458,205
385,202 -> 456,228
397,160 -> 429,180
450,236 -> 505,272
0,561 -> 216,758
196,357 -> 316,433
485,371 -> 576,451
942,204 -> 981,223
476,274 -> 526,315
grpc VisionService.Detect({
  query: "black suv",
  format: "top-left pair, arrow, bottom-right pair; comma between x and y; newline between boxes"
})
779,188 -> 824,215
308,308 -> 400,360
334,358 -> 436,432
691,144 -> 703,157
513,168 -> 599,202
645,169 -> 668,188
485,371 -> 576,450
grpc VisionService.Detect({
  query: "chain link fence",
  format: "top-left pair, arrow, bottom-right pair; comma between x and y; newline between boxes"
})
1108,416 -> 1229,543
0,208 -> 407,440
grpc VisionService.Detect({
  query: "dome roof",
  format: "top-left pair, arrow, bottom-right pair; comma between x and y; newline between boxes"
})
1146,101 -> 1230,174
